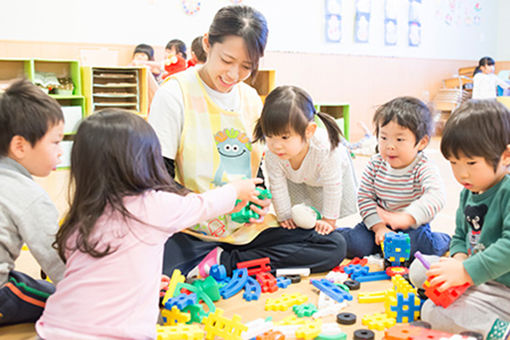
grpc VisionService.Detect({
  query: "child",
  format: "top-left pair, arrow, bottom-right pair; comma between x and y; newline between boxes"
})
253,85 -> 357,235
36,109 -> 261,339
472,56 -> 509,99
409,100 -> 510,338
0,79 -> 66,325
338,97 -> 451,259
187,36 -> 207,68
162,39 -> 187,80
131,43 -> 162,80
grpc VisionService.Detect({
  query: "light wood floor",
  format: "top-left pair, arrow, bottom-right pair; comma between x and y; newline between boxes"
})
1,137 -> 460,339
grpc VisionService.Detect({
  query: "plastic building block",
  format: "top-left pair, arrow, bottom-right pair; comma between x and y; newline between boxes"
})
361,312 -> 396,331
292,303 -> 318,317
256,330 -> 285,340
244,318 -> 274,339
231,188 -> 272,223
286,274 -> 301,283
192,276 -> 220,302
243,276 -> 261,301
423,279 -> 470,308
351,270 -> 390,282
343,279 -> 360,290
156,324 -> 204,340
174,282 -> 216,313
386,267 -> 409,277
316,323 -> 347,340
220,268 -> 248,299
202,308 -> 247,340
276,314 -> 308,325
164,292 -> 197,311
210,264 -> 227,282
383,232 -> 411,266
276,267 -> 311,277
310,278 -> 353,304
358,290 -> 389,303
296,319 -> 323,340
325,271 -> 349,283
276,276 -> 291,289
314,300 -> 348,318
387,292 -> 421,323
392,275 -> 417,296
161,306 -> 191,325
344,264 -> 369,278
237,257 -> 271,276
162,269 -> 185,305
182,303 -> 207,324
256,272 -> 278,293
334,257 -> 368,272
265,292 -> 308,311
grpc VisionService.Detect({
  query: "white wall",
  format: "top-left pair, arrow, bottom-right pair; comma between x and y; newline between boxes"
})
0,0 -> 500,60
496,0 -> 510,60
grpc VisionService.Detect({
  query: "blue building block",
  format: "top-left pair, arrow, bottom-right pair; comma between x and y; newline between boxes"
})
210,264 -> 227,281
164,292 -> 197,310
219,268 -> 248,299
383,232 -> 411,266
390,292 -> 421,323
310,278 -> 353,303
243,276 -> 261,301
276,276 -> 291,289
344,264 -> 369,278
352,270 -> 390,282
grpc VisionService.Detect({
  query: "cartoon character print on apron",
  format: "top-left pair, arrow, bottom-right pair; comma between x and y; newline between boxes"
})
172,69 -> 277,244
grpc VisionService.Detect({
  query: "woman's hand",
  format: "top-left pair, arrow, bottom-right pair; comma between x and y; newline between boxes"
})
315,219 -> 335,235
280,218 -> 297,229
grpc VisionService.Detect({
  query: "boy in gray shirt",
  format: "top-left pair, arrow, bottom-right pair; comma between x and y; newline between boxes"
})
0,79 -> 66,325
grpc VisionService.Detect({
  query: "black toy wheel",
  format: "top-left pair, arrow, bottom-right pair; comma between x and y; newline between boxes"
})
336,312 -> 356,325
286,275 -> 301,284
354,329 -> 375,340
343,279 -> 360,290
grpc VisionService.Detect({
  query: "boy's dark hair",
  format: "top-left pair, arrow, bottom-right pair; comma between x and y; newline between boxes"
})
373,96 -> 432,145
208,5 -> 268,74
166,39 -> 187,60
0,79 -> 63,156
473,56 -> 495,76
441,99 -> 510,171
253,86 -> 342,150
55,109 -> 188,261
191,36 -> 207,63
133,43 -> 154,61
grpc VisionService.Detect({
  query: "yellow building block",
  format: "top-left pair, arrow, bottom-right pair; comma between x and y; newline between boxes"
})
276,315 -> 309,325
265,292 -> 308,311
362,312 -> 396,331
358,290 -> 390,303
296,319 -> 323,340
162,269 -> 185,305
161,306 -> 191,325
202,308 -> 247,340
156,324 -> 204,340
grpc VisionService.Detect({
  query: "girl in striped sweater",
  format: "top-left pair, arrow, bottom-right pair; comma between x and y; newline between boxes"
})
339,97 -> 451,260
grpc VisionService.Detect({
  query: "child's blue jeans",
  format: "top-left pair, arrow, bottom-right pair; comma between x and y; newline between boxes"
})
337,222 -> 451,260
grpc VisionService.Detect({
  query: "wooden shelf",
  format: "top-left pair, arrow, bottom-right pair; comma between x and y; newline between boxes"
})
315,103 -> 350,140
244,69 -> 275,103
82,66 -> 148,116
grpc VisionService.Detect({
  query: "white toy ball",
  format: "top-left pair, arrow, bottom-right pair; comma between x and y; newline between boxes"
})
291,203 -> 321,229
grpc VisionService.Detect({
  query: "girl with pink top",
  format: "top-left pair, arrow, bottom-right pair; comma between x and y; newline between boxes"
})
36,109 -> 261,339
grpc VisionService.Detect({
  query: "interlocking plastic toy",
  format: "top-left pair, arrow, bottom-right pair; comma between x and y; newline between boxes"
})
237,257 -> 271,276
231,188 -> 272,223
220,268 -> 248,299
256,272 -> 278,293
202,308 -> 247,340
243,276 -> 262,301
161,306 -> 191,325
292,303 -> 318,317
361,312 -> 396,331
265,292 -> 308,311
156,324 -> 204,340
276,276 -> 291,289
162,269 -> 185,305
164,292 -> 197,311
384,324 -> 474,340
310,278 -> 353,304
385,291 -> 421,323
351,269 -> 390,282
296,319 -> 323,340
256,330 -> 285,340
383,232 -> 411,267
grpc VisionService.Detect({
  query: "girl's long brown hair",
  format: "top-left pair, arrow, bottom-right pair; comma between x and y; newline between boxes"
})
55,109 -> 187,261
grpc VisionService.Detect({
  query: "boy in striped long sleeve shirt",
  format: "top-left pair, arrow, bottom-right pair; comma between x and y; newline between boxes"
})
339,97 -> 451,259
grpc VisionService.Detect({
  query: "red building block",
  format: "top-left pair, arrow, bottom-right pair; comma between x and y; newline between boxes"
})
423,279 -> 470,308
256,272 -> 278,293
237,257 -> 271,276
